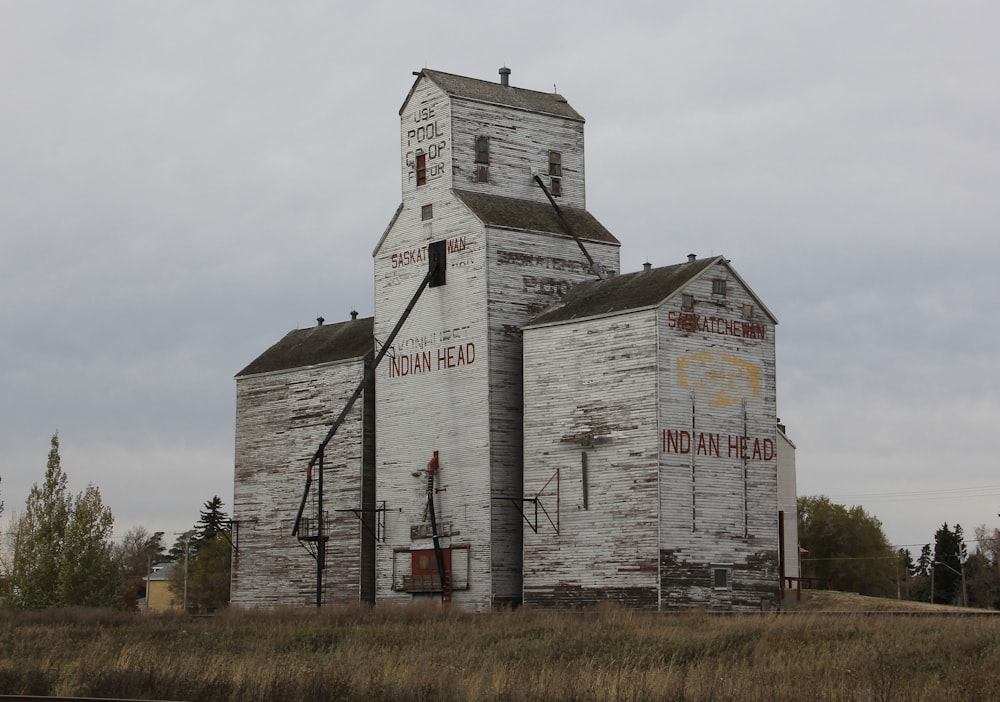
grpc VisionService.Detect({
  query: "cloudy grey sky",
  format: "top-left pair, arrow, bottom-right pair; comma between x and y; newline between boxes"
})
2,1 -> 997,555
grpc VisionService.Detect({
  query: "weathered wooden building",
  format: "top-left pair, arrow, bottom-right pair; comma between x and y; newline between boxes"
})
231,68 -> 796,611
522,257 -> 785,609
372,69 -> 620,609
231,316 -> 376,607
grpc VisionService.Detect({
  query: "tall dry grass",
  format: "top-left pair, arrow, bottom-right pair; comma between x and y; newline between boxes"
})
0,603 -> 998,701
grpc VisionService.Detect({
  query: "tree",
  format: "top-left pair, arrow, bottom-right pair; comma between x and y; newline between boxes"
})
169,496 -> 232,612
192,496 -> 229,555
10,434 -> 72,609
183,531 -> 232,612
931,523 -> 965,605
915,543 -> 933,578
57,484 -> 118,607
118,525 -> 166,606
9,434 -> 120,609
797,495 -> 897,597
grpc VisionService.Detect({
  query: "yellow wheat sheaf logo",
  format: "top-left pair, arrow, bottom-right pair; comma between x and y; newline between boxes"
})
676,351 -> 761,407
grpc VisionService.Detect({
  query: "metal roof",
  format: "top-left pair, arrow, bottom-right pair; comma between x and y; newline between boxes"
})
236,317 -> 374,377
403,69 -> 585,121
454,190 -> 620,245
525,256 -> 776,327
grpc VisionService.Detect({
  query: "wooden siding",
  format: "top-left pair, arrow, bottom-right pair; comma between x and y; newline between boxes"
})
523,309 -> 661,609
450,98 -> 587,209
374,186 -> 494,609
232,356 -> 370,607
486,230 -> 621,603
376,73 -> 621,609
657,260 -> 780,610
523,258 -> 780,612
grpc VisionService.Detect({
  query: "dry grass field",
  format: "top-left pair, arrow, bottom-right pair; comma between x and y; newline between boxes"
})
1,593 -> 998,701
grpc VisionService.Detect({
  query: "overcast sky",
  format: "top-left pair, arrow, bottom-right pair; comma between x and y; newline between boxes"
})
2,1 -> 998,556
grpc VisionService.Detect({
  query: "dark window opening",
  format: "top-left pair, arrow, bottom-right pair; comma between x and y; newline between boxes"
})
713,567 -> 731,590
421,204 -> 433,220
712,279 -> 727,296
550,177 -> 562,196
681,293 -> 695,311
416,153 -> 427,186
548,150 -> 562,176
475,136 -> 490,164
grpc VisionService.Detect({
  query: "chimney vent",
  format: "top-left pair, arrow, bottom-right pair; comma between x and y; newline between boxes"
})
499,66 -> 511,87
687,253 -> 697,263
350,310 -> 358,320
643,261 -> 652,272
316,316 -> 324,326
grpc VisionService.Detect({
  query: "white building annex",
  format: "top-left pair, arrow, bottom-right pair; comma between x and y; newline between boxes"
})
231,68 -> 798,611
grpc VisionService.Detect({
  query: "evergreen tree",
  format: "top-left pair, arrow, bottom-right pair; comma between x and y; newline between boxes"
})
931,523 -> 966,605
193,496 -> 229,551
57,484 -> 118,607
10,434 -> 72,609
916,544 -> 933,577
184,531 -> 232,612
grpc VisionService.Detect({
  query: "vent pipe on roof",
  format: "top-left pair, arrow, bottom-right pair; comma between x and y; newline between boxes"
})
643,261 -> 652,272
687,253 -> 697,263
499,66 -> 511,87
317,316 -> 324,326
350,310 -> 358,320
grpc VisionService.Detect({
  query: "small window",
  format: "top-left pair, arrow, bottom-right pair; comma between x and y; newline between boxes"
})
712,279 -> 727,296
681,293 -> 694,311
742,303 -> 754,319
475,136 -> 490,164
713,567 -> 731,590
416,153 -> 427,186
548,151 -> 562,176
421,204 -> 433,221
550,177 -> 562,197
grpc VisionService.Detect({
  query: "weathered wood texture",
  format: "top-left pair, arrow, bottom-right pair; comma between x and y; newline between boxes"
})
524,259 -> 781,611
232,357 -> 370,607
374,72 -> 620,609
523,310 -> 661,609
657,261 -> 779,610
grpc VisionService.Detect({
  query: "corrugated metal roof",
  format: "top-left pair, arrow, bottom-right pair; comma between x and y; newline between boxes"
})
454,190 -> 620,245
404,69 -> 584,121
236,317 -> 373,377
525,257 -> 722,326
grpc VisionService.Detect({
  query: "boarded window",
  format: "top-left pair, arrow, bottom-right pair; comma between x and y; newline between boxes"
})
416,153 -> 427,186
712,278 -> 727,296
713,567 -> 731,590
421,204 -> 433,220
550,177 -> 562,196
681,293 -> 695,312
475,136 -> 490,164
548,151 -> 562,176
742,303 -> 754,319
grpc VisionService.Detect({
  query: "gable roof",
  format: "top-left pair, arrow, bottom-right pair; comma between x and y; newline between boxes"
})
525,257 -> 777,327
236,317 -> 374,377
402,69 -> 584,121
454,190 -> 620,245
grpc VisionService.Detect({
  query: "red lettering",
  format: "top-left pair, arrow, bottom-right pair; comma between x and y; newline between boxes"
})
665,430 -> 691,454
708,433 -> 720,457
752,438 -> 762,460
728,435 -> 741,458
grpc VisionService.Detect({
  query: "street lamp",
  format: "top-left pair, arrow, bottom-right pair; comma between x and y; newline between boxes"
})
173,530 -> 194,612
931,559 -> 967,607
